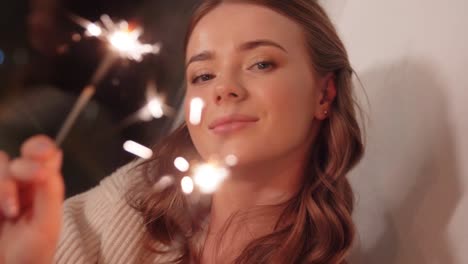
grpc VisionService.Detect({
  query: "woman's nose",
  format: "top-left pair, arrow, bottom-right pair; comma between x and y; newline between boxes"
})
214,76 -> 248,105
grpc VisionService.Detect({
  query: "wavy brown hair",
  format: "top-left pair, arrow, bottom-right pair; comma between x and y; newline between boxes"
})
128,0 -> 365,263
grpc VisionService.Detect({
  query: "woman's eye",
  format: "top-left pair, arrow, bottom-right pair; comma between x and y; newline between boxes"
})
251,61 -> 276,71
192,74 -> 214,84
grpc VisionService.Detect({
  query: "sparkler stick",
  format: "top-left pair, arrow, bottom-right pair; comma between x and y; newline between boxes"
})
55,53 -> 116,145
55,85 -> 96,145
55,14 -> 161,146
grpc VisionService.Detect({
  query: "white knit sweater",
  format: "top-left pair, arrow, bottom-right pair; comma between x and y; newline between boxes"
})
53,161 -> 175,264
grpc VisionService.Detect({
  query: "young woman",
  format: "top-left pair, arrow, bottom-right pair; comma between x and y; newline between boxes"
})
0,0 -> 364,263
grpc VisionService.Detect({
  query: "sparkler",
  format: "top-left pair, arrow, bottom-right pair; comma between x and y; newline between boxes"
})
173,155 -> 236,195
55,14 -> 162,146
192,163 -> 229,194
147,98 -> 164,119
117,80 -> 174,129
140,81 -> 175,119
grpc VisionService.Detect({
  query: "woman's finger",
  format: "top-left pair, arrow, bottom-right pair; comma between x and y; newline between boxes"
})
0,178 -> 19,219
0,151 -> 9,178
20,135 -> 58,162
31,150 -> 64,232
9,158 -> 46,183
0,151 -> 20,219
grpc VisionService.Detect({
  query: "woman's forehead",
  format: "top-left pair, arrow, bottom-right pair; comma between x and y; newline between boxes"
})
186,3 -> 305,57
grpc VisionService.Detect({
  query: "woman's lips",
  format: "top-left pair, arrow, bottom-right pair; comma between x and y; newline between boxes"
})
209,114 -> 259,135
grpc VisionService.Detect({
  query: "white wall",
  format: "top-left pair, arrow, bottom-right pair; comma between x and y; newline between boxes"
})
320,1 -> 468,263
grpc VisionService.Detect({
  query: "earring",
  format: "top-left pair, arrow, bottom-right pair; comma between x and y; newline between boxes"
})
324,110 -> 329,115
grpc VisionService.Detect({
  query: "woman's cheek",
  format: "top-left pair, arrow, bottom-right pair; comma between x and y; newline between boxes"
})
259,82 -> 297,113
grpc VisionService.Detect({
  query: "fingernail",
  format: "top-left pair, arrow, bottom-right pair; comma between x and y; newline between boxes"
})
11,161 -> 40,180
32,141 -> 51,153
3,198 -> 19,218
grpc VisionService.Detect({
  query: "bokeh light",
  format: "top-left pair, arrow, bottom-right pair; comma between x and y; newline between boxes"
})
181,176 -> 194,194
174,157 -> 190,172
123,140 -> 153,159
225,154 -> 238,167
189,97 -> 205,125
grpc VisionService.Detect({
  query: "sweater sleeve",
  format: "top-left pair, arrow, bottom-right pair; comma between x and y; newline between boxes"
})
53,160 -> 143,264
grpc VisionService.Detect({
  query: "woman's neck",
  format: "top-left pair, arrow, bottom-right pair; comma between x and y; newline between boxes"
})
201,152 -> 307,263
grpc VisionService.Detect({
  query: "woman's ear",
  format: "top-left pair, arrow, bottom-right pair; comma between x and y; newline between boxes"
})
315,73 -> 337,120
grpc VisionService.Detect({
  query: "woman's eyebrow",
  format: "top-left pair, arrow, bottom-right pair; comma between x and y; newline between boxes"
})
238,39 -> 288,53
186,39 -> 287,69
186,51 -> 214,68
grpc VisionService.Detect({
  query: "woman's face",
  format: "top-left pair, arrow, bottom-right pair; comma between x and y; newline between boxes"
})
184,3 -> 325,166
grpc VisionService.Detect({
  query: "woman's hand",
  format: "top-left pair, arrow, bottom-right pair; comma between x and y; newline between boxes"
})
0,135 -> 64,264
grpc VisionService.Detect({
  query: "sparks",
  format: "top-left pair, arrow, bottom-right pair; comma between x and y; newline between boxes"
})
147,98 -> 164,119
137,80 -> 174,121
137,97 -> 165,121
73,14 -> 161,61
86,23 -> 102,37
123,84 -> 170,127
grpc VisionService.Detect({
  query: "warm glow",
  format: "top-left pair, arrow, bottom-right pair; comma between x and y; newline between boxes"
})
193,163 -> 229,194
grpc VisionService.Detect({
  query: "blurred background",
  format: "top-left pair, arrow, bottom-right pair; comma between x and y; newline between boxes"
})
320,0 -> 468,263
1,0 -> 468,263
0,0 -> 197,197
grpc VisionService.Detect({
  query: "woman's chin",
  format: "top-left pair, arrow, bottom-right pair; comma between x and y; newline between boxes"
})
197,144 -> 272,169
223,152 -> 268,170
